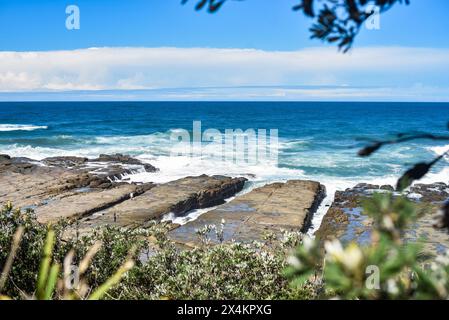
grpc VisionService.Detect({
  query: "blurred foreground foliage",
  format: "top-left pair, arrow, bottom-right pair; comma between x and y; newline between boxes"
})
0,202 -> 312,300
286,193 -> 449,299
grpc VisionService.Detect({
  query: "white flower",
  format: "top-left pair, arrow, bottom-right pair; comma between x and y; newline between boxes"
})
325,240 -> 345,262
302,236 -> 315,252
341,244 -> 364,271
387,279 -> 399,295
382,216 -> 395,230
287,256 -> 303,269
325,240 -> 363,272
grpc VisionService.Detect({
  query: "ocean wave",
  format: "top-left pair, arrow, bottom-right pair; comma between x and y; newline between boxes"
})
0,135 -> 84,147
0,124 -> 48,132
278,139 -> 311,149
1,131 -> 447,189
0,144 -> 78,160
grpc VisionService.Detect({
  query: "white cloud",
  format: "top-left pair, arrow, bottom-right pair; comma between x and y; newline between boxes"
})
0,46 -> 448,100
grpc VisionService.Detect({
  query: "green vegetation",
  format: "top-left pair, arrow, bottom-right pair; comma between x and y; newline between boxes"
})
1,192 -> 449,300
0,202 -> 135,300
0,203 -> 312,300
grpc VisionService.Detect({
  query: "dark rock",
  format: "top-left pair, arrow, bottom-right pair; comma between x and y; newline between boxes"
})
143,163 -> 158,172
409,183 -> 449,202
380,185 -> 394,191
0,154 -> 11,161
92,153 -> 143,165
90,153 -> 158,173
42,156 -> 88,167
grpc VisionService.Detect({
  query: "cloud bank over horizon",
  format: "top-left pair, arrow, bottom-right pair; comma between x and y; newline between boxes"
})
0,46 -> 448,101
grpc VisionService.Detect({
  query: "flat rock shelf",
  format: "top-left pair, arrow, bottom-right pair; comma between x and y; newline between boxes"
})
72,175 -> 247,233
169,180 -> 325,246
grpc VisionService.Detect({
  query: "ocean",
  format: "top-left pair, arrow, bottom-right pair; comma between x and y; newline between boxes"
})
1,101 -> 448,231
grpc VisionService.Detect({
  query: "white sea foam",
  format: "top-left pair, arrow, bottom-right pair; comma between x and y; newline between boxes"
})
0,124 -> 48,132
0,144 -> 76,160
420,166 -> 449,184
161,184 -> 258,225
428,144 -> 449,158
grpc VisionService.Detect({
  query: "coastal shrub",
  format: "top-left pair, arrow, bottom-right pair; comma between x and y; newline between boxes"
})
285,193 -> 449,299
0,203 -> 314,300
111,227 -> 315,300
0,203 -> 136,299
0,202 -> 70,298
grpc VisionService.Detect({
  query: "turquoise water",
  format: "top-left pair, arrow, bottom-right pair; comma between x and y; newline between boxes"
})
0,101 -> 448,189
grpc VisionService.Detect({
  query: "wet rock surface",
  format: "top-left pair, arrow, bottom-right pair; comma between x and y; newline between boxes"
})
70,175 -> 247,234
169,180 -> 325,247
409,183 -> 449,202
0,153 -> 158,216
36,183 -> 155,224
315,182 -> 449,257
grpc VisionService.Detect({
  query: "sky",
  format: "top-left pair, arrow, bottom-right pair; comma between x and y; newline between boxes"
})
0,0 -> 448,101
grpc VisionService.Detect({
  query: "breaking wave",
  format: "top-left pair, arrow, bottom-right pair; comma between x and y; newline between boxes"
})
0,124 -> 48,132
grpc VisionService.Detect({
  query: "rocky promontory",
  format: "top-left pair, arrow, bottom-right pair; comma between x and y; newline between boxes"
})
0,153 -> 157,209
0,154 -> 249,237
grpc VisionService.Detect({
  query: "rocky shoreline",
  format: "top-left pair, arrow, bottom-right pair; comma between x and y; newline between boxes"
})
1,153 -> 448,252
315,183 -> 449,257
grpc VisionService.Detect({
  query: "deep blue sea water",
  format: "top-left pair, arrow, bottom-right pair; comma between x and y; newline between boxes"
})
2,101 -> 448,229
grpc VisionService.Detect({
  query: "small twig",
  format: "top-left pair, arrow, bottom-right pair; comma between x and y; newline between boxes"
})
359,133 -> 449,157
0,226 -> 25,292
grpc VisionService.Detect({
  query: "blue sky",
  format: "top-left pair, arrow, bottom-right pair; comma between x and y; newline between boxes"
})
0,0 -> 448,101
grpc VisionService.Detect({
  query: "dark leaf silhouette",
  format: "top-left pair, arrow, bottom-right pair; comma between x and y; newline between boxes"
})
293,0 -> 314,17
358,133 -> 449,157
182,0 -> 410,51
358,142 -> 382,157
182,0 -> 227,13
357,131 -> 449,192
209,0 -> 226,13
396,154 -> 446,191
359,128 -> 449,229
291,0 -> 410,52
396,163 -> 433,191
195,0 -> 208,10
